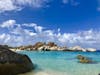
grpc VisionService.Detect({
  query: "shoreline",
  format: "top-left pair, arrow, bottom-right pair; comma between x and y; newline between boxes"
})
10,49 -> 97,52
1,42 -> 97,52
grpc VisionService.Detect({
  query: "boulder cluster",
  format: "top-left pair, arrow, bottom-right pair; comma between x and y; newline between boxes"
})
15,42 -> 67,51
10,42 -> 96,52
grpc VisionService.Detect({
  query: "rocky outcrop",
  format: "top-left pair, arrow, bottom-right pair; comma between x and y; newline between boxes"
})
33,42 -> 45,50
69,46 -> 96,52
0,45 -> 34,75
77,55 -> 93,64
35,42 -> 67,51
86,48 -> 96,52
69,46 -> 86,52
14,42 -> 67,51
47,42 -> 57,47
10,42 -> 96,52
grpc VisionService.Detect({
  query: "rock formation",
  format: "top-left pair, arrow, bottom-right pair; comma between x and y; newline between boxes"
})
69,46 -> 96,52
9,42 -> 96,52
0,45 -> 34,75
14,42 -> 67,51
69,46 -> 86,52
86,48 -> 96,52
77,55 -> 93,64
47,42 -> 57,47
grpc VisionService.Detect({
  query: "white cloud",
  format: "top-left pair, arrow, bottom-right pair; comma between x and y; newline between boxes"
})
62,0 -> 80,6
0,0 -> 49,13
22,23 -> 44,33
0,20 -> 16,28
0,0 -> 20,13
0,0 -> 81,13
34,25 -> 44,33
0,19 -> 100,49
14,0 -> 49,8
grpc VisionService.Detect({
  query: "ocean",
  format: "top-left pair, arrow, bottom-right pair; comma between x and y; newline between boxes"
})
18,51 -> 100,75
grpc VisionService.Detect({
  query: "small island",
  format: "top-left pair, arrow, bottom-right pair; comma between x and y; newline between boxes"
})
8,42 -> 96,52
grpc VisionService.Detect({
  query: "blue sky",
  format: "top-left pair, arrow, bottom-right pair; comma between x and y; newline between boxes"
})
0,0 -> 100,49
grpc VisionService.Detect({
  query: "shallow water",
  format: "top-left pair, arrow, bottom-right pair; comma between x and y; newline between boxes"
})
18,51 -> 100,75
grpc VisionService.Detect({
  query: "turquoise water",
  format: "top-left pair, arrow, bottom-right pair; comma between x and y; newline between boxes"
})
18,51 -> 100,75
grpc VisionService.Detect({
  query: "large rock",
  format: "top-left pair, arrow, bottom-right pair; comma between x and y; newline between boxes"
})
79,58 -> 92,63
77,55 -> 93,64
0,45 -> 34,75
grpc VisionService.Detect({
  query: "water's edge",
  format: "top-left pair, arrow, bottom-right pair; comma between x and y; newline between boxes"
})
17,51 -> 100,75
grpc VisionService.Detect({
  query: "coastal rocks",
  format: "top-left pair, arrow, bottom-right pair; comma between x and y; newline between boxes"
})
44,46 -> 67,51
69,46 -> 96,52
79,58 -> 92,63
47,42 -> 57,47
35,42 -> 67,51
86,48 -> 96,52
69,46 -> 86,52
10,42 -> 96,52
15,42 -> 67,51
33,42 -> 45,50
0,45 -> 34,75
77,55 -> 93,64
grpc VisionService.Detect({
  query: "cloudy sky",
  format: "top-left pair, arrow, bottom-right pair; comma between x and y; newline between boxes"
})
0,0 -> 100,49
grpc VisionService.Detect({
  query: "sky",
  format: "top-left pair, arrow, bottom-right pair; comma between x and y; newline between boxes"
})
0,0 -> 100,49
